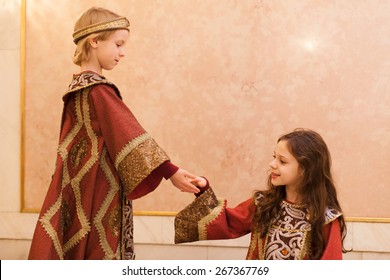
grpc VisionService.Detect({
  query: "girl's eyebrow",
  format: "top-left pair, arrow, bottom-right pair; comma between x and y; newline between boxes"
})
274,152 -> 289,161
279,155 -> 288,161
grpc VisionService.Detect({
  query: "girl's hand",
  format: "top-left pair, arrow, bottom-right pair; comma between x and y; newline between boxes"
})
190,177 -> 207,188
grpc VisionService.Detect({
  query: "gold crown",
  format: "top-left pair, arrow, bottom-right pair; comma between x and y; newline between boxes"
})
72,17 -> 130,44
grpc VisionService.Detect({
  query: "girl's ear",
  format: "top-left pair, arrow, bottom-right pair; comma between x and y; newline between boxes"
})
89,37 -> 98,48
299,167 -> 305,177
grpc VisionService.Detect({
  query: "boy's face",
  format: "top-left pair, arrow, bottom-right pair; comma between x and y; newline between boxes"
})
94,29 -> 129,71
269,140 -> 303,190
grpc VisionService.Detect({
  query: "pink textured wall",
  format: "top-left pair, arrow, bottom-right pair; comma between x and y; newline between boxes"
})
24,0 -> 390,218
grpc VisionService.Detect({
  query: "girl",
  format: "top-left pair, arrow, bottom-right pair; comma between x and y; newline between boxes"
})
29,7 -> 200,260
175,129 -> 347,260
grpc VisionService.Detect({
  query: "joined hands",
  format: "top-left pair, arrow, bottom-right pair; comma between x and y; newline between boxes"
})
169,168 -> 207,193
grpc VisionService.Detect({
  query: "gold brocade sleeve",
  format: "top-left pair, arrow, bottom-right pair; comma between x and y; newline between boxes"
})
117,136 -> 170,196
174,188 -> 224,244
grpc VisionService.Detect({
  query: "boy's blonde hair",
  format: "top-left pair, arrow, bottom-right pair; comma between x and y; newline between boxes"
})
73,7 -> 130,66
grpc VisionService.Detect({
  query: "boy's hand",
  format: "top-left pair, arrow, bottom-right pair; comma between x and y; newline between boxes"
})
169,168 -> 200,193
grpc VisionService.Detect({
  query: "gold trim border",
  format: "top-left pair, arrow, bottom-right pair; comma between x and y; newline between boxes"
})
134,211 -> 177,217
18,1 -> 390,222
20,0 -> 26,213
21,208 -> 390,223
345,217 -> 390,223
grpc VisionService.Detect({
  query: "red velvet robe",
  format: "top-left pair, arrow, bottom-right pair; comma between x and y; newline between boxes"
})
29,71 -> 178,260
175,187 -> 343,260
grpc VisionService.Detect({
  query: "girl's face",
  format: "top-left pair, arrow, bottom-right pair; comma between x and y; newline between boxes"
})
269,140 -> 303,190
94,29 -> 129,71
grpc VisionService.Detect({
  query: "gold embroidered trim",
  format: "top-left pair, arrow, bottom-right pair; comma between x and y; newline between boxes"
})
246,230 -> 261,260
174,187 -> 219,244
281,200 -> 308,209
117,137 -> 169,195
65,72 -> 116,96
66,81 -> 110,96
63,89 -> 99,254
93,147 -> 121,260
40,92 -> 85,259
300,231 -> 311,260
39,196 -> 64,259
257,231 -> 265,259
58,93 -> 83,162
198,197 -> 226,240
114,133 -> 151,169
73,17 -> 130,44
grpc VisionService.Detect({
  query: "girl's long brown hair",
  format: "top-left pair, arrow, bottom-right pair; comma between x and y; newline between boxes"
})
253,128 -> 347,259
